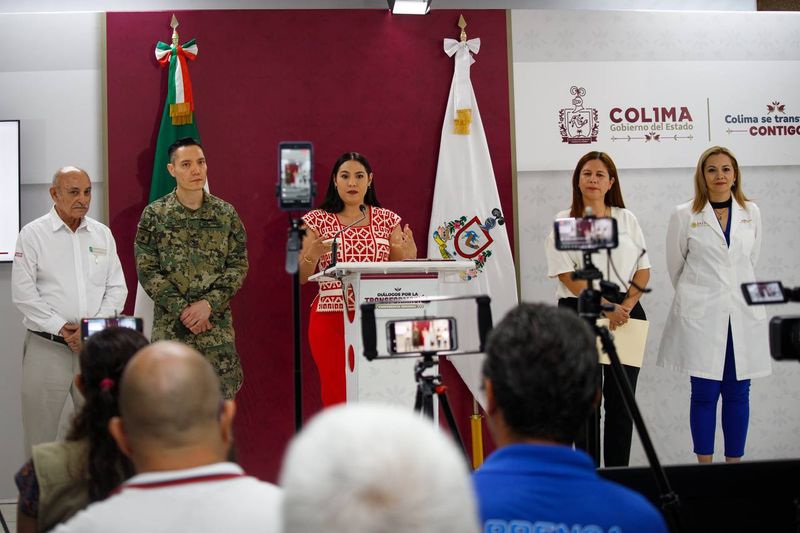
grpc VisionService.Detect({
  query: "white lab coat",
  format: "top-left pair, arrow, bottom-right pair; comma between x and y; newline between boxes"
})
657,200 -> 771,380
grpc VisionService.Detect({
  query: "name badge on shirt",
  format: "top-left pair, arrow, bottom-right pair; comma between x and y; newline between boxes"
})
690,221 -> 710,228
740,218 -> 752,224
89,246 -> 107,265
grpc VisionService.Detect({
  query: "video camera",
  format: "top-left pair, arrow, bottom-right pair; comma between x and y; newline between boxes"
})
741,281 -> 800,361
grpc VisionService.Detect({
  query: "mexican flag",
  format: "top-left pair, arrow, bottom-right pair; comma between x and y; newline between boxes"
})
426,36 -> 518,407
134,33 -> 201,338
149,37 -> 201,201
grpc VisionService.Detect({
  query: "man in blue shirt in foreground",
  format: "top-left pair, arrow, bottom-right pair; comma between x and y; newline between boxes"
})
473,303 -> 667,533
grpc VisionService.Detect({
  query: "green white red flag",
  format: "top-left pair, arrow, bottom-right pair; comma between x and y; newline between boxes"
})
134,27 -> 203,337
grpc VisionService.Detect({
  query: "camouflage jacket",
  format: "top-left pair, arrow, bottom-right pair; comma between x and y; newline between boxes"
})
134,190 -> 248,341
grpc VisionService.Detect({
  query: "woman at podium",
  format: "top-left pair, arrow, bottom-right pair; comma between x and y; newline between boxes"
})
544,151 -> 651,467
299,152 -> 417,406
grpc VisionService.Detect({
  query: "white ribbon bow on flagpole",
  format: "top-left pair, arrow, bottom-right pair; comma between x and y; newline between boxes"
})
444,38 -> 481,115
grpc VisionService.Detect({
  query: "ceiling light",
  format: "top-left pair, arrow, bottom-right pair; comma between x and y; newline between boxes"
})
388,0 -> 431,15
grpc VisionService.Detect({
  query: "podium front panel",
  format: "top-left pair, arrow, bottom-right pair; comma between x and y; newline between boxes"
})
308,261 -> 472,409
341,273 -> 435,408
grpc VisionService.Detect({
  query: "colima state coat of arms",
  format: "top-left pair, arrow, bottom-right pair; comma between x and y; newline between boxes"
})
431,210 -> 504,280
559,86 -> 599,144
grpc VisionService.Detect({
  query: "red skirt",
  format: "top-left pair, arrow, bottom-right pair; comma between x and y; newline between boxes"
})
308,305 -> 346,406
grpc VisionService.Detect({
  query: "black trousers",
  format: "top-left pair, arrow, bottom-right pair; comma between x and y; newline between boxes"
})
558,294 -> 645,467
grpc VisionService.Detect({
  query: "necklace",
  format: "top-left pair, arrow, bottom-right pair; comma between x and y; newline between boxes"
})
710,197 -> 731,225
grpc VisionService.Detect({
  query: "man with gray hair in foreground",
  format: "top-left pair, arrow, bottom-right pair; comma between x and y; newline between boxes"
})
280,403 -> 480,533
53,341 -> 281,533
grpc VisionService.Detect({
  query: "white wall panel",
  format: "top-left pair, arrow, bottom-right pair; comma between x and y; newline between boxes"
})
512,9 -> 800,466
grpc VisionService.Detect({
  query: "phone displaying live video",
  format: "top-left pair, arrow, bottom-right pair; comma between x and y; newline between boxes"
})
81,317 -> 144,341
278,141 -> 313,211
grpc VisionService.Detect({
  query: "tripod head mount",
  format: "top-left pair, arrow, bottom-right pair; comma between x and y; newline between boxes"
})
413,352 -> 439,382
572,250 -> 620,323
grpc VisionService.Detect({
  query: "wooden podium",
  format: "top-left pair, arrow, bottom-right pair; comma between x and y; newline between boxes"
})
309,260 -> 473,407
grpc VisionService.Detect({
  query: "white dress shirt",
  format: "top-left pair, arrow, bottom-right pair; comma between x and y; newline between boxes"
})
53,462 -> 282,533
12,207 -> 127,335
545,207 -> 651,299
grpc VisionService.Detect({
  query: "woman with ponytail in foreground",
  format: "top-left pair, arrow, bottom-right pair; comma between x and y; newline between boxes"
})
15,327 -> 148,532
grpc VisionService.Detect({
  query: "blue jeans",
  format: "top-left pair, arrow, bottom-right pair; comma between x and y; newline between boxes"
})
690,323 -> 750,457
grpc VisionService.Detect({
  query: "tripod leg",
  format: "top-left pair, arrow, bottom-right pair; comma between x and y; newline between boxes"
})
576,371 -> 601,466
414,384 -> 423,413
437,387 -> 468,461
422,389 -> 434,419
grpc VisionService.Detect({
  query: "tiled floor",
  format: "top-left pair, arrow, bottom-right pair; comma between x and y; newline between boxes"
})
0,499 -> 16,533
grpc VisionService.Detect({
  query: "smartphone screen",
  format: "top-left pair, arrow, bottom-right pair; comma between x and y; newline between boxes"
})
386,318 -> 457,355
81,317 -> 144,340
741,281 -> 786,305
278,142 -> 313,210
554,216 -> 618,251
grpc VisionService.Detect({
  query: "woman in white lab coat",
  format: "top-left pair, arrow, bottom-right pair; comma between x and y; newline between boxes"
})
657,146 -> 770,463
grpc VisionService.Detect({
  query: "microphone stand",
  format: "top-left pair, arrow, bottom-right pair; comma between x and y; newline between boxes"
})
326,204 -> 367,273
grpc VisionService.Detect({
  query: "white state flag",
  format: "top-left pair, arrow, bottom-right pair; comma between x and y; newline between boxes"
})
133,282 -> 155,340
427,37 -> 518,407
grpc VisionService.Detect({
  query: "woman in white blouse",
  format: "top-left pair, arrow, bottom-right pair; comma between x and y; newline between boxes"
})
545,151 -> 651,467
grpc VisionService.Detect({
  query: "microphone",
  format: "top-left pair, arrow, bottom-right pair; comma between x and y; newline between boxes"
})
491,208 -> 505,226
328,204 -> 367,271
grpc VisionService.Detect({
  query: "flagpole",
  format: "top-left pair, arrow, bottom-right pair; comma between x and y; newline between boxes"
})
135,15 -> 202,337
470,397 -> 484,469
456,14 -> 485,470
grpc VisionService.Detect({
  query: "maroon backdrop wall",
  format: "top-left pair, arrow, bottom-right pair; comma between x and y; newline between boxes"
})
106,9 -> 512,482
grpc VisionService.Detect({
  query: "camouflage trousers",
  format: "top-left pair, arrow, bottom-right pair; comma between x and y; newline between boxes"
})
151,307 -> 243,399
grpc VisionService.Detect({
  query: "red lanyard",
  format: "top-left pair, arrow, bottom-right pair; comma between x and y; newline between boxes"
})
111,472 -> 245,495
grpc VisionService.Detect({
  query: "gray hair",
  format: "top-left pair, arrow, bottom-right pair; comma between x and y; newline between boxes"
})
280,403 -> 480,533
51,166 -> 90,188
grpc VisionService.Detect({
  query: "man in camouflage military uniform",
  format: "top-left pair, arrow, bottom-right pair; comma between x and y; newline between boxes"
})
134,137 -> 248,398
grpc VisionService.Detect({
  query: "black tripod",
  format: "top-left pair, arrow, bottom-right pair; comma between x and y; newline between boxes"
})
413,353 -> 467,460
285,216 -> 305,432
575,250 -> 683,532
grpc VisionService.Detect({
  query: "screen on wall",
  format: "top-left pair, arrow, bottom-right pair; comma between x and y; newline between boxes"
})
0,120 -> 20,263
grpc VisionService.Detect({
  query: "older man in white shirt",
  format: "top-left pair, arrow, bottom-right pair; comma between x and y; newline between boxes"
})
11,166 -> 127,453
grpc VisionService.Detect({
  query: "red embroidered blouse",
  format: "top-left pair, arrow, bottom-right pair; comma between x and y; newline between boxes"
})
302,207 -> 401,312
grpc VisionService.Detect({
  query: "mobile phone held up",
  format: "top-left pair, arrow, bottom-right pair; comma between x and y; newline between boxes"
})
277,141 -> 313,211
554,216 -> 618,252
81,316 -> 144,341
741,281 -> 787,305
